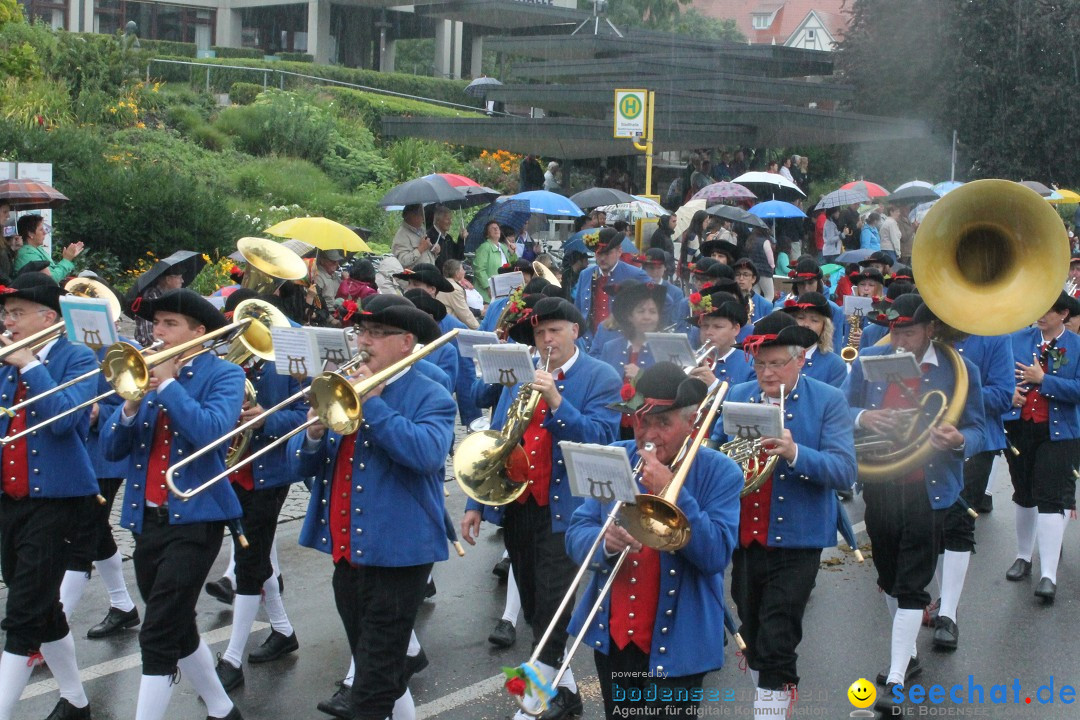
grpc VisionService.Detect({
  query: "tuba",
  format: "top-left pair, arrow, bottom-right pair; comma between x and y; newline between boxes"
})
236,237 -> 309,295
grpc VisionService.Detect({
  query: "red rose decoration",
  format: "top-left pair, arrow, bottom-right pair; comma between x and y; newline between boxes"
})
689,292 -> 702,305
501,263 -> 510,269
620,382 -> 635,402
505,677 -> 527,697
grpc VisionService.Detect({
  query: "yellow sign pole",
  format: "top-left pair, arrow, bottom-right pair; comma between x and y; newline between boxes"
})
632,90 -> 656,199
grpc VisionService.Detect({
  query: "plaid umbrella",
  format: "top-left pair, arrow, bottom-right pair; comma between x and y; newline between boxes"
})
691,181 -> 757,203
464,76 -> 503,98
465,199 -> 532,253
0,179 -> 69,210
815,188 -> 870,210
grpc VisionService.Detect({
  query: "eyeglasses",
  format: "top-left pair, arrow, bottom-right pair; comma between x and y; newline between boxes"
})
752,356 -> 796,373
0,309 -> 48,322
354,326 -> 406,339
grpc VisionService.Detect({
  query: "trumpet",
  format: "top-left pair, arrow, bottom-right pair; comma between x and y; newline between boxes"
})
693,340 -> 719,369
840,308 -> 863,363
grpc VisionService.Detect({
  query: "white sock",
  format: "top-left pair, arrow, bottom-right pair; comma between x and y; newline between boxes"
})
987,454 -> 1004,493
270,536 -> 280,578
59,570 -> 91,620
886,609 -> 922,685
558,665 -> 577,693
501,549 -> 509,560
262,575 -> 293,636
135,674 -> 175,720
94,550 -> 135,612
39,633 -> 87,708
344,657 -> 355,686
0,652 -> 35,720
1037,512 -> 1067,584
222,594 -> 261,668
938,550 -> 970,623
177,640 -> 234,718
749,669 -> 759,686
753,686 -> 791,720
932,554 -> 943,601
224,543 -> 236,584
407,630 -> 421,658
393,687 -> 416,720
884,593 -> 898,620
1015,504 -> 1038,561
501,565 -> 521,626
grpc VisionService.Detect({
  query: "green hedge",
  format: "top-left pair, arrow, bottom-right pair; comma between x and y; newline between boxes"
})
324,86 -> 484,136
212,46 -> 263,59
150,56 -> 480,109
277,52 -> 313,63
135,39 -> 196,57
229,81 -> 263,105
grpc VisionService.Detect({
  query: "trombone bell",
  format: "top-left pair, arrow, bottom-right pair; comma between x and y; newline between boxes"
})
309,373 -> 363,436
621,496 -> 690,552
453,430 -> 530,506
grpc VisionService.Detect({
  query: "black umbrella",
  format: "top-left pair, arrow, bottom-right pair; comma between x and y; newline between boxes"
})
568,187 -> 637,210
882,186 -> 941,206
1020,180 -> 1054,197
705,204 -> 770,230
464,76 -> 502,99
378,175 -> 496,209
131,251 -> 207,297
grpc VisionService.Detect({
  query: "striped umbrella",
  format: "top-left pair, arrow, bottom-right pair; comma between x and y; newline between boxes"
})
840,180 -> 889,198
0,179 -> 69,210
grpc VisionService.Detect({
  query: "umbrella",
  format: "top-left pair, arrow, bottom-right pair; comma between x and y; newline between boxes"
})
562,234 -> 593,257
840,180 -> 889,198
882,186 -> 941,206
568,187 -> 637,210
815,188 -> 870,211
595,198 -> 670,222
732,171 -> 806,201
1019,180 -> 1054,197
748,200 -> 807,219
435,173 -> 482,188
705,204 -> 769,230
933,181 -> 965,196
672,199 -> 707,237
465,199 -> 532,253
0,178 -> 68,211
378,175 -> 496,209
265,217 -> 371,253
506,190 -> 584,217
464,76 -> 502,98
691,181 -> 757,203
130,251 -> 207,298
894,180 -> 935,193
834,249 -> 876,264
1049,188 -> 1080,205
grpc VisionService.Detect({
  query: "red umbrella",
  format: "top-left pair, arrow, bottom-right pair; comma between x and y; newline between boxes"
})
435,173 -> 482,187
0,178 -> 69,210
840,180 -> 889,198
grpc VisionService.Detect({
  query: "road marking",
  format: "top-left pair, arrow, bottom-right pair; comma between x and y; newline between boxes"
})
416,673 -> 506,719
20,622 -> 268,700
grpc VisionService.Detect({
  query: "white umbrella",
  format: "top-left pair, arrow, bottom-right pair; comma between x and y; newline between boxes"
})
732,171 -> 806,199
673,199 -> 707,237
894,180 -> 935,193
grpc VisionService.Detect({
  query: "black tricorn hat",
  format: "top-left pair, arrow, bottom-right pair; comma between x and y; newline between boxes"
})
0,273 -> 65,314
132,288 -> 226,332
354,293 -> 441,344
404,287 -> 447,322
608,361 -> 707,416
223,288 -> 258,316
858,250 -> 893,268
742,311 -> 818,353
392,263 -> 453,294
611,280 -> 667,329
779,291 -> 831,318
690,257 -> 719,276
522,277 -> 562,297
699,239 -> 738,262
885,266 -> 914,287
732,257 -> 759,278
693,290 -> 747,327
17,260 -> 51,276
870,292 -> 932,329
1052,290 -> 1080,317
788,257 -> 823,281
641,248 -> 667,266
507,296 -> 585,346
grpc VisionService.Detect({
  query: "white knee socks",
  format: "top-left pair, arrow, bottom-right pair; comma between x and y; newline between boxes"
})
393,687 -> 416,720
1037,512 -> 1067,584
753,686 -> 791,720
39,633 -> 87,708
222,594 -> 261,668
134,674 -> 175,720
1015,504 -> 1038,561
0,651 -> 36,720
94,550 -> 135,612
407,630 -> 421,658
938,550 -> 971,623
177,640 -> 234,719
223,542 -> 236,584
501,565 -> 521,626
59,571 -> 90,620
262,574 -> 293,637
344,657 -> 355,687
270,536 -> 280,578
886,609 -> 922,686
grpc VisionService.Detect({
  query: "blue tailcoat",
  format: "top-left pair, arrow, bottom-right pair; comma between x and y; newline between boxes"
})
713,376 -> 857,547
712,348 -> 756,387
440,314 -> 481,424
290,366 -> 456,567
660,281 -> 686,328
801,349 -> 847,388
859,322 -> 888,350
954,334 -> 1013,452
843,345 -> 985,509
480,296 -> 510,334
598,337 -> 656,379
748,292 -> 773,323
0,337 -> 97,498
102,352 -> 245,533
1004,328 -> 1080,440
779,294 -> 846,351
567,441 -> 741,677
88,338 -> 138,479
574,262 -> 651,349
246,361 -> 309,490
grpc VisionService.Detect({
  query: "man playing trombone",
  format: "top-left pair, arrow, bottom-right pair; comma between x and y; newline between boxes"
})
101,288 -> 246,720
567,362 -> 742,719
0,274 -> 98,720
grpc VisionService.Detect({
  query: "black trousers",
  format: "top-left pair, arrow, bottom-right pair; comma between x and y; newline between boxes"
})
730,544 -> 820,690
231,484 -> 289,595
332,560 -> 432,720
943,451 -> 996,553
133,510 -> 224,675
67,477 -> 123,573
1005,419 -> 1079,513
503,498 -> 578,667
594,644 -> 706,719
863,479 -> 943,609
0,496 -> 81,655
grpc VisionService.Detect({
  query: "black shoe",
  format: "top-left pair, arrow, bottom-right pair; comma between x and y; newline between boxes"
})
247,630 -> 298,664
316,683 -> 352,719
488,619 -> 516,648
975,494 -> 993,513
86,606 -> 140,639
425,579 -> 436,598
277,574 -> 284,595
405,648 -> 429,682
933,616 -> 959,650
205,577 -> 235,606
44,698 -> 91,720
874,683 -> 904,714
875,656 -> 921,686
215,656 -> 244,692
492,556 -> 511,580
208,705 -> 243,720
1006,558 -> 1032,581
1035,577 -> 1057,603
538,687 -> 583,720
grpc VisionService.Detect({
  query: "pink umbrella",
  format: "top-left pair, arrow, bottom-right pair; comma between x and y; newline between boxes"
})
840,180 -> 889,198
435,173 -> 482,187
691,181 -> 757,203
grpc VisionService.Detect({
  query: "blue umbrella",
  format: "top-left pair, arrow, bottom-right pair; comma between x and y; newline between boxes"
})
748,200 -> 807,219
934,181 -> 965,196
465,199 -> 532,253
508,190 -> 584,217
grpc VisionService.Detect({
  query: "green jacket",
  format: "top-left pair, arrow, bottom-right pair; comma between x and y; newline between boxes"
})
473,240 -> 517,304
13,243 -> 74,283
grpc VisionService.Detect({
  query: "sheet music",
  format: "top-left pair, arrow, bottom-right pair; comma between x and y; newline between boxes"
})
308,327 -> 354,367
721,402 -> 784,440
842,295 -> 874,315
861,352 -> 920,383
644,332 -> 697,368
456,329 -> 501,359
271,327 -> 320,380
489,271 -> 524,300
60,296 -> 118,350
474,344 -> 536,386
560,441 -> 638,504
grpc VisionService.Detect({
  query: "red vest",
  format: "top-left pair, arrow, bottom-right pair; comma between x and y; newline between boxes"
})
1021,344 -> 1051,424
609,547 -> 661,653
517,371 -> 564,506
329,433 -> 359,564
1,382 -> 29,499
740,473 -> 773,548
591,274 -> 612,331
144,410 -> 173,506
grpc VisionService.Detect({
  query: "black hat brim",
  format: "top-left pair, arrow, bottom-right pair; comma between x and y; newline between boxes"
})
507,298 -> 585,346
354,306 -> 441,344
132,288 -> 227,332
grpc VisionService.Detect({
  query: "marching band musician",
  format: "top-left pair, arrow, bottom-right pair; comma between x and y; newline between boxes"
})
686,290 -> 755,388
709,312 -> 857,720
288,294 -> 457,720
780,257 -> 847,352
100,288 -> 246,720
574,228 -> 650,351
461,296 -> 622,720
213,290 -> 304,693
638,248 -> 686,329
732,258 -> 775,323
1003,291 -> 1080,603
857,277 -> 916,351
567,362 -> 742,719
843,294 -> 983,714
0,275 -> 97,720
779,292 -> 847,388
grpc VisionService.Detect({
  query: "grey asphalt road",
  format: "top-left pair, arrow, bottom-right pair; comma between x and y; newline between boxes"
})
8,457 -> 1080,719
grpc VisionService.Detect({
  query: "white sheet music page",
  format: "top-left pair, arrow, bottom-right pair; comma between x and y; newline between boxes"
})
560,441 -> 638,504
474,344 -> 536,386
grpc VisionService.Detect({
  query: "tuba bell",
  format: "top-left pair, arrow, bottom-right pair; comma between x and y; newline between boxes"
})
236,237 -> 309,295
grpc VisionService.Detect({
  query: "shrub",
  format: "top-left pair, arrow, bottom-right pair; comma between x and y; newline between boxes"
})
136,39 -> 196,57
105,127 -> 238,187
0,0 -> 23,26
0,75 -> 73,127
212,46 -> 262,59
324,86 -> 483,136
230,157 -> 342,207
213,90 -> 334,162
165,104 -> 203,133
190,124 -> 230,151
0,40 -> 40,79
277,52 -> 313,63
384,137 -> 465,183
229,81 -> 263,105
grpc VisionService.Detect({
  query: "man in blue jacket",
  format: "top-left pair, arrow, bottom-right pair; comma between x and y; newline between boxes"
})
843,294 -> 983,714
0,274 -> 98,720
568,362 -> 741,719
713,312 -> 857,719
102,288 -> 246,720
461,297 -> 621,720
574,229 -> 650,351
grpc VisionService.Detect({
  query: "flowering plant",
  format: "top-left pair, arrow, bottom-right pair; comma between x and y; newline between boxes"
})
501,664 -> 554,704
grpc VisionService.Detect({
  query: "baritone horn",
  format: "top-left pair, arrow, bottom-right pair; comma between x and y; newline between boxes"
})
236,237 -> 309,295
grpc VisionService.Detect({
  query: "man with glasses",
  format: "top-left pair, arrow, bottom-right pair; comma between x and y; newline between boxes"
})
710,311 -> 856,720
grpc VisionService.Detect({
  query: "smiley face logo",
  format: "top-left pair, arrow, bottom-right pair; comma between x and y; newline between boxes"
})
848,678 -> 876,709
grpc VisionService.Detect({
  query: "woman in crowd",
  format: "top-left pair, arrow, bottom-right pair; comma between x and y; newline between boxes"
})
473,221 -> 517,305
437,259 -> 480,329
